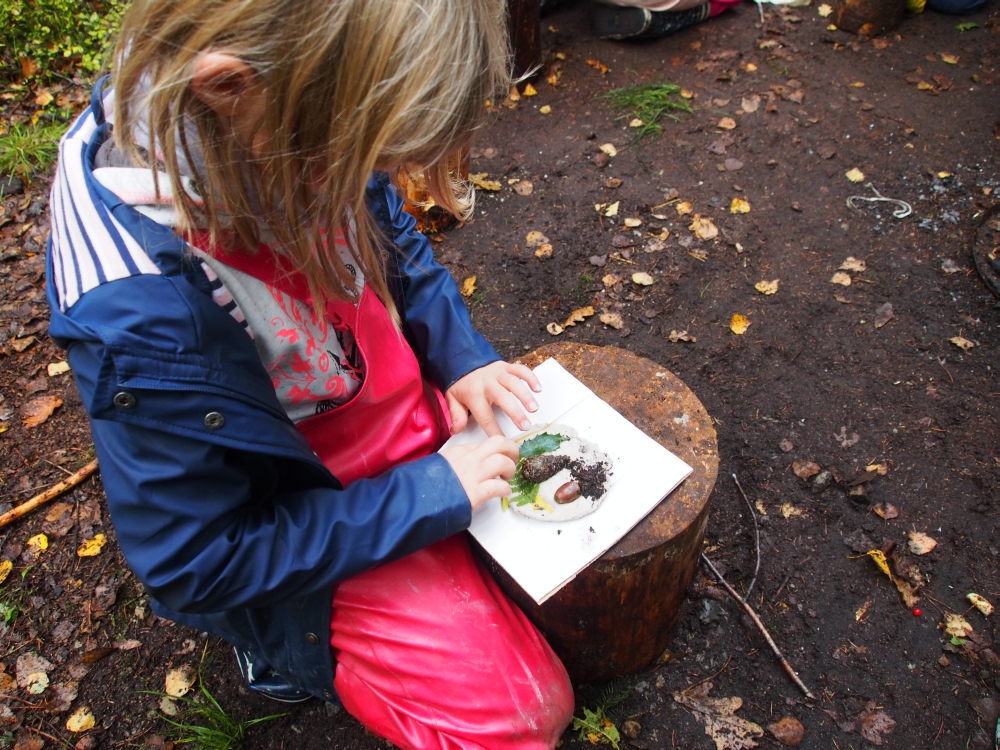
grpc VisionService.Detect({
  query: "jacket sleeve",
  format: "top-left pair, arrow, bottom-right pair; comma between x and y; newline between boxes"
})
380,179 -> 502,391
86,408 -> 470,615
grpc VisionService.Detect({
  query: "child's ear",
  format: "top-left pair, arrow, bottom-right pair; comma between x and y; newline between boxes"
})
190,52 -> 262,121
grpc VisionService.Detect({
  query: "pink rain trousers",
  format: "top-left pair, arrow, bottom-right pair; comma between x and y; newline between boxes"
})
332,536 -> 575,750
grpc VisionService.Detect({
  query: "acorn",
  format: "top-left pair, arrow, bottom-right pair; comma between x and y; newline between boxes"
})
521,454 -> 571,484
554,481 -> 581,504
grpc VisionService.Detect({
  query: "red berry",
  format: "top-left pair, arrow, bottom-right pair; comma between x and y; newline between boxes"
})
912,608 -> 922,617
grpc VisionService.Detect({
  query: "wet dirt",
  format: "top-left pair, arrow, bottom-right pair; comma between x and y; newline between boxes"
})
0,2 -> 998,748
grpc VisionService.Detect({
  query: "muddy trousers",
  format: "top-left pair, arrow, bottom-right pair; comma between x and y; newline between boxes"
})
330,535 -> 575,750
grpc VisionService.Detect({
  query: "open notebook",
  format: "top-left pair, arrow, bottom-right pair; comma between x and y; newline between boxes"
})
440,358 -> 692,605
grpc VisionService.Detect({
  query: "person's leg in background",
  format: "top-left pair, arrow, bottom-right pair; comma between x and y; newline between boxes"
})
591,0 -> 741,40
330,535 -> 575,750
926,0 -> 989,13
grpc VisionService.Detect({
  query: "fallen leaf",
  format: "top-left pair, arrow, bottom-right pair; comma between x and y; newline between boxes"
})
840,256 -> 866,272
674,684 -> 764,750
469,173 -> 501,191
830,272 -> 852,286
873,502 -> 899,519
159,696 -> 180,717
66,707 -> 95,733
741,95 -> 761,113
717,117 -> 737,130
768,716 -> 805,746
850,81 -> 866,88
525,231 -> 549,248
602,274 -> 621,287
628,118 -> 644,128
586,59 -> 609,74
730,314 -> 750,335
669,330 -> 695,343
35,88 -> 53,107
49,681 -> 79,712
781,503 -> 803,519
0,560 -> 12,585
599,143 -> 617,157
539,105 -> 552,115
967,592 -> 993,616
114,639 -> 142,650
534,244 -> 553,258
724,158 -> 744,172
11,336 -> 36,352
624,217 -> 642,228
745,63 -> 757,72
603,177 -> 622,189
873,302 -> 894,329
563,307 -> 594,328
950,336 -> 975,352
21,395 -> 63,428
512,181 -> 533,196
16,653 -> 53,695
589,255 -> 607,267
77,534 -> 106,558
818,2 -> 833,15
866,463 -> 888,475
506,86 -> 520,103
845,168 -> 866,183
522,83 -> 537,97
755,279 -> 778,295
855,600 -> 872,622
944,612 -> 973,638
940,52 -> 959,64
14,737 -> 43,750
792,461 -> 821,479
25,534 -> 48,557
906,531 -> 937,555
600,312 -> 624,329
689,216 -> 718,240
941,258 -> 960,274
546,322 -> 564,336
165,665 -> 196,698
632,272 -> 654,286
730,198 -> 751,214
817,143 -> 837,160
460,276 -> 477,297
779,438 -> 794,453
680,89 -> 695,99
676,201 -> 693,215
858,703 -> 896,746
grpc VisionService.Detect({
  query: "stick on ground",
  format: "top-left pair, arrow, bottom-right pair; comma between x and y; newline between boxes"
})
0,459 -> 99,530
701,553 -> 815,700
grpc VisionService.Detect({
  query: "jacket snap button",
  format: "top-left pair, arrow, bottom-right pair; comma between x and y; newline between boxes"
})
204,412 -> 225,430
113,391 -> 136,409
305,632 -> 320,645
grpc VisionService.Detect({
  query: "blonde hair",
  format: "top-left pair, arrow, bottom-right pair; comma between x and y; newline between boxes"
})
113,0 -> 510,319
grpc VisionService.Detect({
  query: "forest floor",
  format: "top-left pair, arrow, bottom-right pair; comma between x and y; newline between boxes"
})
0,2 -> 998,749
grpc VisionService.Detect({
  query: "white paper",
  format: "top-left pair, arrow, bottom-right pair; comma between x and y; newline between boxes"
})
441,358 -> 693,604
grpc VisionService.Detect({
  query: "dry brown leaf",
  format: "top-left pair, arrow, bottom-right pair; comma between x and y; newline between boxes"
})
11,336 -> 36,352
546,322 -> 564,336
165,665 -> 196,698
600,312 -> 624,329
755,280 -> 778,295
792,460 -> 821,479
602,274 -> 622,287
781,503 -> 803,519
587,59 -> 609,74
534,244 -> 553,258
599,143 -> 617,157
741,95 -> 761,113
767,716 -> 805,746
950,336 -> 975,352
604,201 -> 620,217
47,361 -> 71,377
460,276 -> 477,297
830,272 -> 852,286
669,330 -> 696,343
674,683 -> 764,750
859,703 -> 896,746
604,177 -> 622,189
873,302 -> 894,329
624,217 -> 642,228
940,52 -> 959,64
628,118 -> 644,128
689,216 -> 718,240
873,502 -> 899,520
676,201 -> 693,215
717,117 -> 737,130
632,272 -> 654,286
845,168 -> 866,183
562,307 -> 594,328
907,531 -> 937,555
730,198 -> 751,214
944,612 -> 973,638
730,314 -> 750,335
840,256 -> 866,272
512,181 -> 533,196
967,593 -> 993,616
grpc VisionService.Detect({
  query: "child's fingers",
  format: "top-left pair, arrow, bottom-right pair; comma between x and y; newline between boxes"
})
470,478 -> 512,510
505,362 -> 542,393
479,435 -> 519,469
446,392 -> 469,435
497,371 -> 539,414
486,381 -> 531,431
469,396 -> 504,437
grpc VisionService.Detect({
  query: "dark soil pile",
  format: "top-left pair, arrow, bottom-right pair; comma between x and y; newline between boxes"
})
0,2 -> 997,748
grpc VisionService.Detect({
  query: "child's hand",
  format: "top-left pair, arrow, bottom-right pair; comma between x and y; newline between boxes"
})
445,361 -> 542,437
441,436 -> 520,510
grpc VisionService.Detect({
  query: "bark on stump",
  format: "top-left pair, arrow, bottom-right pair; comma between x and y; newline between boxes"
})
473,343 -> 718,684
834,0 -> 906,36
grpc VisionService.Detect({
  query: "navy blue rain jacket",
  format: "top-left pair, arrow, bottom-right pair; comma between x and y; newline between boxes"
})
45,82 -> 500,702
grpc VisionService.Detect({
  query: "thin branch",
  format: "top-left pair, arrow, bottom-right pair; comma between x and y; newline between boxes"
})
0,460 -> 98,530
732,473 -> 760,598
701,553 -> 815,700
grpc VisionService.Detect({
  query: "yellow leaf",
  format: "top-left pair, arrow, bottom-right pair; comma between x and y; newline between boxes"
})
745,63 -> 757,72
967,593 -> 993,617
460,276 -> 477,297
546,322 -> 564,336
680,89 -> 695,99
944,612 -> 973,638
866,549 -> 893,580
47,361 -> 71,377
602,274 -> 621,287
523,83 -> 538,97
845,168 -> 866,183
676,201 -> 693,215
689,216 -> 718,240
539,105 -> 552,115
507,86 -> 521,102
818,3 -> 833,16
907,531 -> 937,555
77,533 -> 106,558
0,560 -> 11,585
755,279 -> 778,295
840,256 -> 867,272
717,117 -> 737,130
165,665 -> 197,697
950,336 -> 975,352
917,81 -> 936,91
34,88 -> 53,107
780,503 -> 803,518
730,197 -> 751,214
937,171 -> 952,179
599,312 -> 624,329
827,23 -> 838,30
866,463 -> 888,475
599,143 -> 617,157
469,173 -> 501,191
628,118 -> 644,128
604,201 -> 619,217
730,314 -> 751,335
624,217 -> 642,228
632,272 -> 654,286
940,52 -> 959,64
830,272 -> 852,286
563,306 -> 595,328
850,81 -> 866,88
586,59 -> 609,74
26,534 -> 48,554
534,244 -> 553,258
66,706 -> 95,733
532,495 -> 554,513
525,231 -> 549,247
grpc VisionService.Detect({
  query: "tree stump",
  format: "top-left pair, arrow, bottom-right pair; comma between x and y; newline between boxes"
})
834,0 -> 905,36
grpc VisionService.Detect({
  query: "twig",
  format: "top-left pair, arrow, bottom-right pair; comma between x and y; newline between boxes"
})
701,554 -> 815,700
732,474 -> 760,599
680,654 -> 733,694
0,460 -> 98,530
